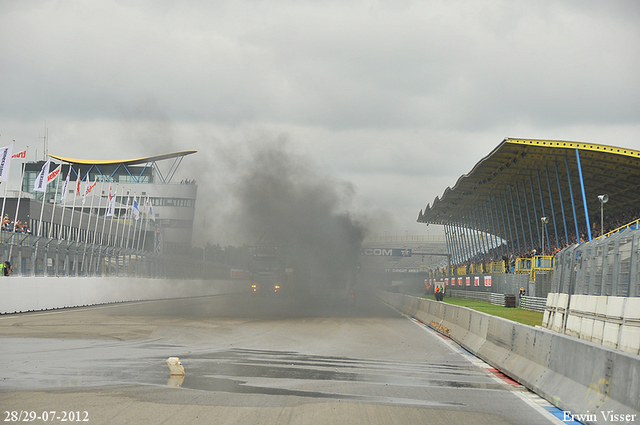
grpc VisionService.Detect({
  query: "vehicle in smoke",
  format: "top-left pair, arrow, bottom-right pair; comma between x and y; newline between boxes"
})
249,246 -> 292,294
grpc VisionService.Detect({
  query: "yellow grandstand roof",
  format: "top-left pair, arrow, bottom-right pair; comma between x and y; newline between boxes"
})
418,138 -> 640,245
47,150 -> 197,166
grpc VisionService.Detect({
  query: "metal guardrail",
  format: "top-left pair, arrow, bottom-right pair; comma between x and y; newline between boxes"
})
449,289 -> 505,306
519,296 -> 547,312
449,289 -> 546,312
597,218 -> 640,240
490,261 -> 505,273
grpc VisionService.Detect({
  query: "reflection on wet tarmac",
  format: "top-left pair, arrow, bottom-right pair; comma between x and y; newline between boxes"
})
165,348 -> 509,406
166,375 -> 185,387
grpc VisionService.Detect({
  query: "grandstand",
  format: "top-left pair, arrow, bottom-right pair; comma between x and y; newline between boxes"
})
417,138 -> 640,288
416,138 -> 640,355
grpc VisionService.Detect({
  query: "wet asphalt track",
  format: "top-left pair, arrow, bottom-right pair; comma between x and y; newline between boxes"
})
0,290 -> 565,424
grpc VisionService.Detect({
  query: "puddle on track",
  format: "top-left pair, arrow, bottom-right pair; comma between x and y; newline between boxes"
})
137,348 -> 511,406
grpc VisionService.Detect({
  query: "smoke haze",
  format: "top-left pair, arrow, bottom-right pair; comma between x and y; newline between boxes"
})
190,134 -> 369,290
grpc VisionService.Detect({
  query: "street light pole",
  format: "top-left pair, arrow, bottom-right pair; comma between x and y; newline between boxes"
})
541,217 -> 548,256
598,194 -> 608,237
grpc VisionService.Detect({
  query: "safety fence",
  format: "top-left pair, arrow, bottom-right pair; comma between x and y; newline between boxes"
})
0,239 -> 232,280
552,227 -> 640,297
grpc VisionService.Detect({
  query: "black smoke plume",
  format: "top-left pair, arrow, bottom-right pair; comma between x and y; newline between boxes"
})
231,139 -> 367,291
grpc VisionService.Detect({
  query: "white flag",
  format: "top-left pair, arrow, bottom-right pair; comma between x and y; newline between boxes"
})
60,167 -> 71,201
149,198 -> 155,222
34,160 -> 51,192
106,186 -> 115,217
133,195 -> 140,220
0,145 -> 13,182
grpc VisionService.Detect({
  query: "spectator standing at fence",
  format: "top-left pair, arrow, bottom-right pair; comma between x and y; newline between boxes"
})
1,261 -> 12,276
518,287 -> 526,307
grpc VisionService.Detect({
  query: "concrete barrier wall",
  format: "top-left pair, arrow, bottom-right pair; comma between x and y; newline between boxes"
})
0,277 -> 249,314
544,293 -> 640,356
376,290 -> 640,424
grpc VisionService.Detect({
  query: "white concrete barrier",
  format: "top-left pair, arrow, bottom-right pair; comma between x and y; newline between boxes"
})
544,293 -> 640,356
0,276 -> 249,314
376,290 -> 640,423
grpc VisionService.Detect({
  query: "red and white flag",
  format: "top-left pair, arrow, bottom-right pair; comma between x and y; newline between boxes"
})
47,164 -> 61,184
76,169 -> 82,196
11,150 -> 26,160
82,178 -> 97,204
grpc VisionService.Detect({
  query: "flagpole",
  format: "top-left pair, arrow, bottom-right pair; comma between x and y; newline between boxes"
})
36,160 -> 51,237
135,197 -> 145,251
58,165 -> 72,240
48,164 -> 62,239
130,194 -> 140,250
113,186 -> 124,276
68,169 -> 80,242
81,177 -> 97,275
108,185 -> 118,247
58,166 -> 72,275
8,149 -> 28,260
121,191 -> 131,248
97,182 -> 113,276
141,195 -> 151,252
74,172 -> 88,276
89,179 -> 105,275
126,193 -> 135,250
0,142 -> 15,229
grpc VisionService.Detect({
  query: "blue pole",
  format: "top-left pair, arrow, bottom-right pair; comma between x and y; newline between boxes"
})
529,175 -> 541,249
497,194 -> 510,257
545,165 -> 560,251
575,148 -> 592,241
521,179 -> 535,250
515,182 -> 528,252
554,161 -> 569,246
485,200 -> 498,260
456,221 -> 469,261
488,198 -> 503,256
509,185 -> 521,255
565,155 -> 581,243
455,221 -> 466,263
502,190 -> 515,258
537,170 -> 551,252
475,204 -> 489,263
464,214 -> 478,263
445,223 -> 456,263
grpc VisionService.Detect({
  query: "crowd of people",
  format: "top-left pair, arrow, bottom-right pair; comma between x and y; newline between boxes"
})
1,214 -> 32,234
434,210 -> 640,277
180,179 -> 196,185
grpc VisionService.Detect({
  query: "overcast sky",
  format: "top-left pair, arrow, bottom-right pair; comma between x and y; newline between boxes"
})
1,0 -> 639,245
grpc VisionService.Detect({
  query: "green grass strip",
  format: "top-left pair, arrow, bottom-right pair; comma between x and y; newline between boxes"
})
422,295 -> 544,327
